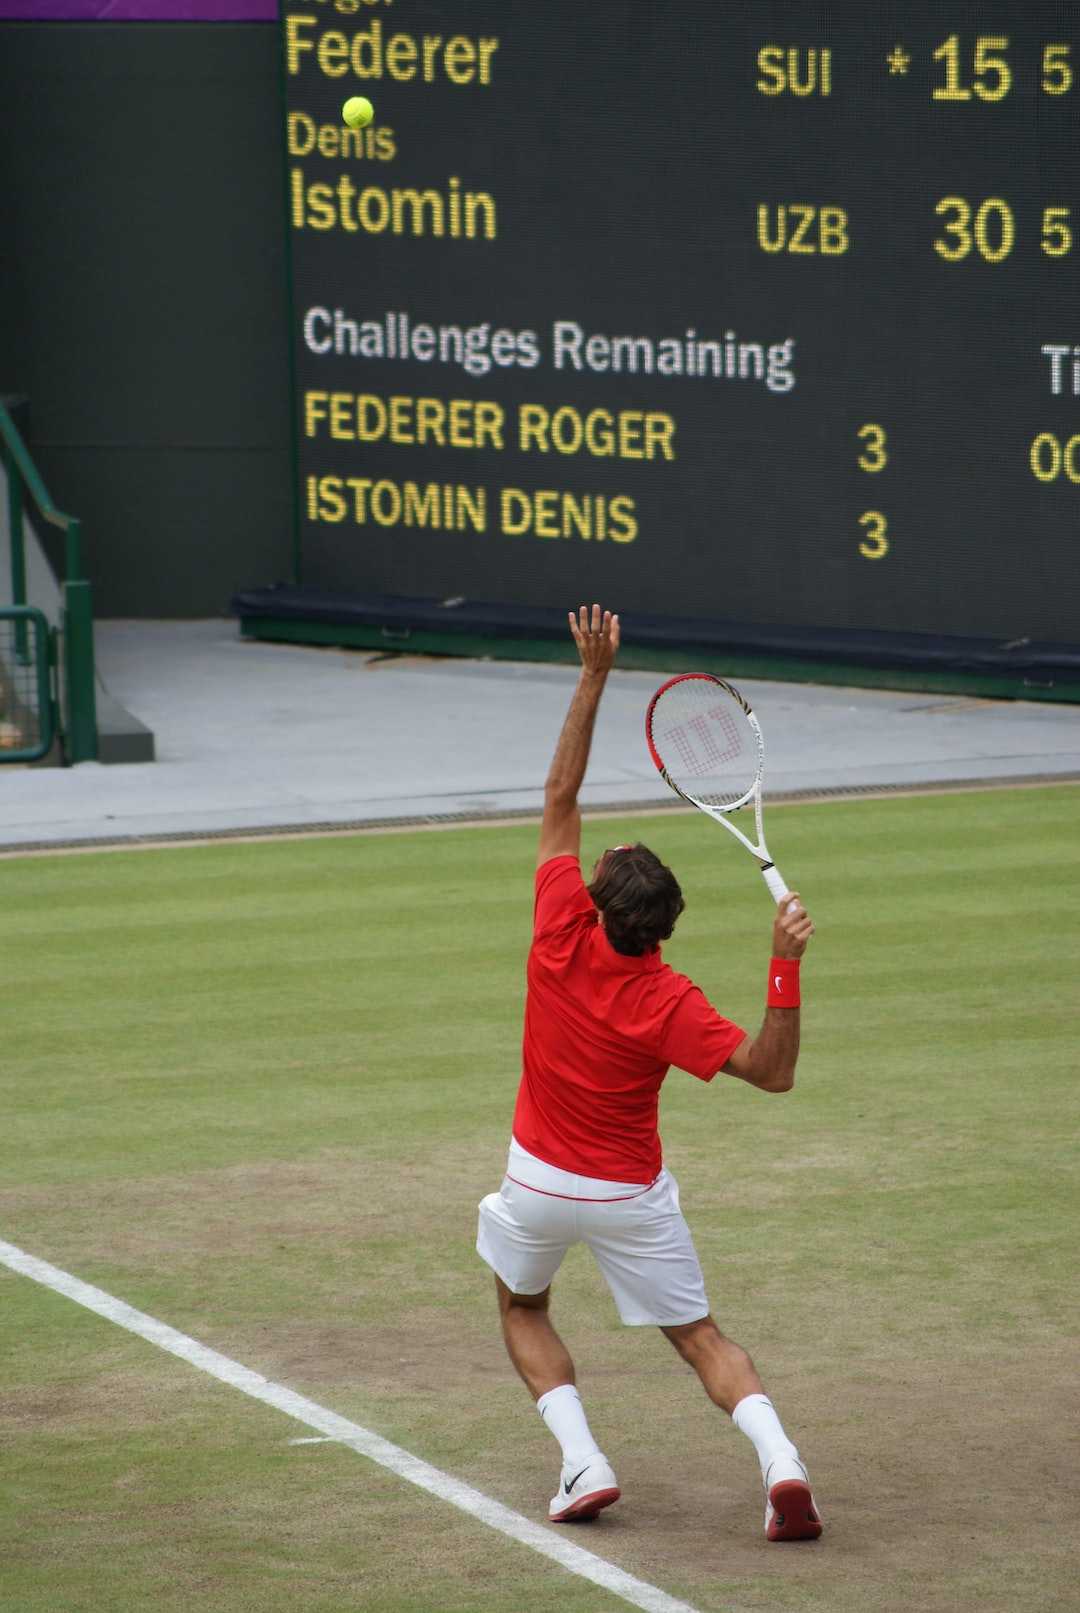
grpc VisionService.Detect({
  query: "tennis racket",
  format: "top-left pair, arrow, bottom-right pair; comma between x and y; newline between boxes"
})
645,673 -> 792,906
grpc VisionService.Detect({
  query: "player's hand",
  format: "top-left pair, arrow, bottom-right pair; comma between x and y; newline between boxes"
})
773,891 -> 814,959
568,604 -> 620,675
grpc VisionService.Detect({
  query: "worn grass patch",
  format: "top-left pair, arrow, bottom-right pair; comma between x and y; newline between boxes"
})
2,787 -> 1079,1611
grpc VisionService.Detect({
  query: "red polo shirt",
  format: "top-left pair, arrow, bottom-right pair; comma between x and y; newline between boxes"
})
512,855 -> 747,1183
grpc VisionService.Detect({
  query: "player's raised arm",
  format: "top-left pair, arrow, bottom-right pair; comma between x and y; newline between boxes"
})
537,605 -> 620,868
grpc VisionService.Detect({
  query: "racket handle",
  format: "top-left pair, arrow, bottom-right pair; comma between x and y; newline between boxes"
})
760,863 -> 791,905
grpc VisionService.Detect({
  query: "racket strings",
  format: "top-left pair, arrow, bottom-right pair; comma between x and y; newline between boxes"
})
650,682 -> 758,809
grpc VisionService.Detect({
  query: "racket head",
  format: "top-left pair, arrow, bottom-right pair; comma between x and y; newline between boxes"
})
645,673 -> 764,811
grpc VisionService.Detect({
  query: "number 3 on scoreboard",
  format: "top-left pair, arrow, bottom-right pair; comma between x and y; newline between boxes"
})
857,423 -> 888,473
858,510 -> 889,560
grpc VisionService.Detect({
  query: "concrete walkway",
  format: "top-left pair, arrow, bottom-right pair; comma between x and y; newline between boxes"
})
1,620 -> 1077,850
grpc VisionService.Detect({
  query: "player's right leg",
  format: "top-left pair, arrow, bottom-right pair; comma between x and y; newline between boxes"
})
477,1180 -> 574,1398
477,1180 -> 619,1521
493,1275 -> 572,1400
493,1278 -> 620,1521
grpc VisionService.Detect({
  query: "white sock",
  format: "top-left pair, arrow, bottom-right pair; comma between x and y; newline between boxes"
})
731,1393 -> 801,1481
536,1384 -> 602,1467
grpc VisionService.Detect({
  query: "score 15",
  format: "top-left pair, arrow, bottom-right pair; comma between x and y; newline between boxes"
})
931,36 -> 1073,100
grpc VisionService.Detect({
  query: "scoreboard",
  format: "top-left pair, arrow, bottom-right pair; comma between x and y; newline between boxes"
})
280,2 -> 1080,664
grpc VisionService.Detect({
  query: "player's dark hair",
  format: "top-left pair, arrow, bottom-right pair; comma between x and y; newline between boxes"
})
587,843 -> 685,957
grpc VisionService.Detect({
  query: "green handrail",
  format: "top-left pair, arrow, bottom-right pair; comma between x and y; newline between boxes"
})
0,399 -> 97,763
0,606 -> 57,762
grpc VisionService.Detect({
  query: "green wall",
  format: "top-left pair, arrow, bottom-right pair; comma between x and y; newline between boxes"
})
0,22 -> 293,616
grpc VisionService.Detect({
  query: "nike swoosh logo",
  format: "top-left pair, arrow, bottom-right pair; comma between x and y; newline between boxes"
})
564,1467 -> 590,1494
774,975 -> 783,992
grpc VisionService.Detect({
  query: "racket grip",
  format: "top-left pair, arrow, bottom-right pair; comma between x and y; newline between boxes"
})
761,864 -> 791,905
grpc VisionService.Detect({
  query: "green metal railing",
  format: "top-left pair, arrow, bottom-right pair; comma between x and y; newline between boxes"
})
0,400 -> 97,763
0,606 -> 56,761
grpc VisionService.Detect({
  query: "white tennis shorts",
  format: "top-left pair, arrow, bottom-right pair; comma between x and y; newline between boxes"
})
476,1140 -> 710,1327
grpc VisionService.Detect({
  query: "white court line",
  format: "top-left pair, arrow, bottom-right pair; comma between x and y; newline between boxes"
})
0,1239 -> 706,1613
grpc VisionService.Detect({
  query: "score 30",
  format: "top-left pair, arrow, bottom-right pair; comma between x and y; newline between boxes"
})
934,199 -> 1073,262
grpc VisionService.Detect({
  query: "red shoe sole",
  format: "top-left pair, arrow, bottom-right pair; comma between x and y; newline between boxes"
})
550,1486 -> 621,1522
766,1479 -> 822,1541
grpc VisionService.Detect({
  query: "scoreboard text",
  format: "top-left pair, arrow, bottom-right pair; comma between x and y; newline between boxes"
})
283,3 -> 1079,647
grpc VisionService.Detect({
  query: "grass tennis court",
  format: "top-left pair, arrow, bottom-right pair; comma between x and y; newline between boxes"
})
3,785 -> 1078,1612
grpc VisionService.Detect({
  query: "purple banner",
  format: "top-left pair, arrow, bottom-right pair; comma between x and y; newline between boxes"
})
0,1 -> 277,17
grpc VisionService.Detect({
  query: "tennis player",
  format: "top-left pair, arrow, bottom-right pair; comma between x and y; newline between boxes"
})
476,604 -> 822,1542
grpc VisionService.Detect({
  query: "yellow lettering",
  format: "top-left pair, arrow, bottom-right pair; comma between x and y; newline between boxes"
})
357,185 -> 390,232
498,487 -> 639,542
473,401 -> 504,451
288,18 -> 497,87
285,14 -> 315,76
447,399 -> 473,449
317,29 -> 350,77
444,36 -> 477,83
415,397 -> 447,446
643,414 -> 676,460
457,486 -> 487,530
403,482 -> 440,526
385,33 -> 417,78
857,423 -> 887,473
476,38 -> 499,83
616,412 -> 643,458
288,111 -> 315,156
501,488 -> 532,535
609,496 -> 638,543
756,45 -> 785,94
819,206 -> 849,254
290,167 -> 305,228
757,204 -> 849,255
519,406 -> 549,453
533,491 -> 561,538
756,45 -> 831,96
788,205 -> 817,253
306,181 -> 336,230
515,404 -> 675,460
304,391 -> 327,437
317,475 -> 346,523
357,395 -> 387,441
391,187 -> 443,236
389,395 -> 414,444
757,204 -> 785,252
336,175 -> 358,231
329,392 -> 354,438
858,510 -> 890,560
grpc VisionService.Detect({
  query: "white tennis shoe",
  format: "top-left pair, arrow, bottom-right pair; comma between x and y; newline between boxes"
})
548,1455 -> 621,1522
763,1455 -> 823,1541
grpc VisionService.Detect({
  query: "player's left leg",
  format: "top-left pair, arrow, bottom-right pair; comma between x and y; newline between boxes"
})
583,1171 -> 821,1541
660,1313 -> 762,1412
662,1315 -> 822,1541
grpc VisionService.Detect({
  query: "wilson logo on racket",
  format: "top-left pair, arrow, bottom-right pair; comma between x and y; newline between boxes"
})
666,707 -> 744,774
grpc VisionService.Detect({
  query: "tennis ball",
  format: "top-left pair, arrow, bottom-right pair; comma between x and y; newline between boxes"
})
342,96 -> 374,130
